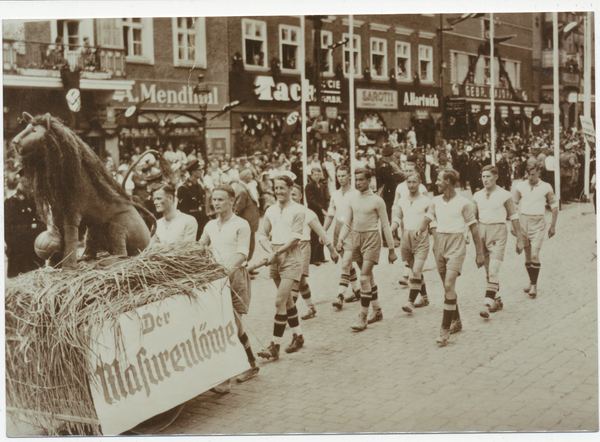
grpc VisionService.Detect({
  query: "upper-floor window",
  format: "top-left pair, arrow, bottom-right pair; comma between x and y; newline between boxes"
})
395,41 -> 411,81
57,20 -> 80,49
419,44 -> 433,82
451,51 -> 520,89
280,24 -> 300,71
370,37 -> 387,79
243,19 -> 267,69
320,30 -> 333,75
343,33 -> 361,77
122,18 -> 154,64
172,17 -> 206,68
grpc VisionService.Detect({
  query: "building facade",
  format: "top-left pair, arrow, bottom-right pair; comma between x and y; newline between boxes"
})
441,13 -> 539,139
3,17 -> 231,165
537,11 -> 595,130
227,14 -> 443,156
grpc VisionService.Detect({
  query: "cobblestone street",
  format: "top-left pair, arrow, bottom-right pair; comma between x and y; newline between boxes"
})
162,195 -> 598,435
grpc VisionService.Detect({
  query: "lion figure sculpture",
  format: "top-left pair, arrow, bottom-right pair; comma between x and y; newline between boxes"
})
12,112 -> 155,269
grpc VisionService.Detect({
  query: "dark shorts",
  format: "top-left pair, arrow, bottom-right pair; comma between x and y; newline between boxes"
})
351,230 -> 381,265
230,267 -> 251,315
434,232 -> 467,275
400,230 -> 430,265
269,244 -> 302,282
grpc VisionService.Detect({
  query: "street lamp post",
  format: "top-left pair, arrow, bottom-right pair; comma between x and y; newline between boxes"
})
194,75 -> 211,163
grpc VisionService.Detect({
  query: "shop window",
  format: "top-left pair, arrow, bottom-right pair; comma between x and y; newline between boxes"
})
320,30 -> 333,75
243,19 -> 267,69
395,41 -> 410,81
280,24 -> 300,71
172,17 -> 207,68
419,45 -> 433,82
370,38 -> 387,79
343,34 -> 361,77
122,18 -> 154,64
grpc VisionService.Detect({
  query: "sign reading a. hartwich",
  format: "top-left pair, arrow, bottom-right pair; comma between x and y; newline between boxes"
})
88,278 -> 249,435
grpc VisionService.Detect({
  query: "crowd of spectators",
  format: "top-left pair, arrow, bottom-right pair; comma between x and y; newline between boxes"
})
4,126 -> 596,277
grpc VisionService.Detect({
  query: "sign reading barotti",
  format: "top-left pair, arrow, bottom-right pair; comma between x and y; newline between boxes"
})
88,278 -> 249,435
357,88 -> 398,110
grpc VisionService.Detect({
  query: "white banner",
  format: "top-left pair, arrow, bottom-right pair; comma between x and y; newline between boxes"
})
88,277 -> 249,435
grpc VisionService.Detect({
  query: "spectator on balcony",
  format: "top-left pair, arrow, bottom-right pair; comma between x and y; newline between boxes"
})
46,37 -> 66,69
78,37 -> 95,70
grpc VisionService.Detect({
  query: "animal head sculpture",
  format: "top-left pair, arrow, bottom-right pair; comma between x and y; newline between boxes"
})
12,112 -> 131,228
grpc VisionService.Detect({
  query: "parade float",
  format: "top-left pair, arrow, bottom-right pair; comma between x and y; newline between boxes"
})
6,113 -> 250,435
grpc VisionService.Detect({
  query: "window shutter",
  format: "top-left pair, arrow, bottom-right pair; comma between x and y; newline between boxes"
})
96,19 -> 123,48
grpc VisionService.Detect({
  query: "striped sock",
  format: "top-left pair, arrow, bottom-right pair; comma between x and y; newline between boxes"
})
274,314 -> 287,339
453,304 -> 461,322
239,332 -> 255,362
360,278 -> 372,309
442,298 -> 457,329
349,267 -> 360,292
371,285 -> 380,309
292,289 -> 299,304
339,273 -> 350,296
409,278 -> 421,303
525,262 -> 533,282
530,262 -> 541,285
287,306 -> 302,334
300,284 -> 314,308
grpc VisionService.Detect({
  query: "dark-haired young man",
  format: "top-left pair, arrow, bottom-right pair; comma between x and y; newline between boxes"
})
153,183 -> 198,243
257,175 -> 306,359
323,165 -> 362,308
290,185 -> 339,319
472,166 -> 523,319
199,184 -> 258,390
416,169 -> 485,346
390,172 -> 434,314
338,168 -> 397,331
512,162 -> 558,299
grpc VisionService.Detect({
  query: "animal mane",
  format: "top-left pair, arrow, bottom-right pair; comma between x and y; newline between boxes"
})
22,115 -> 131,227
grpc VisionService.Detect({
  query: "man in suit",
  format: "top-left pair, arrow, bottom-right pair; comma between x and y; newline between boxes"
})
305,167 -> 329,265
177,159 -> 208,239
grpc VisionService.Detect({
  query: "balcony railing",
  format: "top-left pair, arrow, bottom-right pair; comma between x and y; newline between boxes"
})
3,39 -> 125,78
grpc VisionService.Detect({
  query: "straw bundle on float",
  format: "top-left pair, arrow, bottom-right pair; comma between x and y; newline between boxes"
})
5,241 -> 228,436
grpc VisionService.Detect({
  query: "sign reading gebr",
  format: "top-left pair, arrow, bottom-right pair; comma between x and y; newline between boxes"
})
357,88 -> 398,110
88,278 -> 249,435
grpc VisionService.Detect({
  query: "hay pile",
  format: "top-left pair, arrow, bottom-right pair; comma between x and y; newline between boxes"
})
5,241 -> 228,435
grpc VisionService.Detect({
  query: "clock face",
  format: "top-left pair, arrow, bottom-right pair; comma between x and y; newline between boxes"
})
66,88 -> 81,113
125,106 -> 136,118
533,116 -> 541,126
479,115 -> 489,126
287,111 -> 299,125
